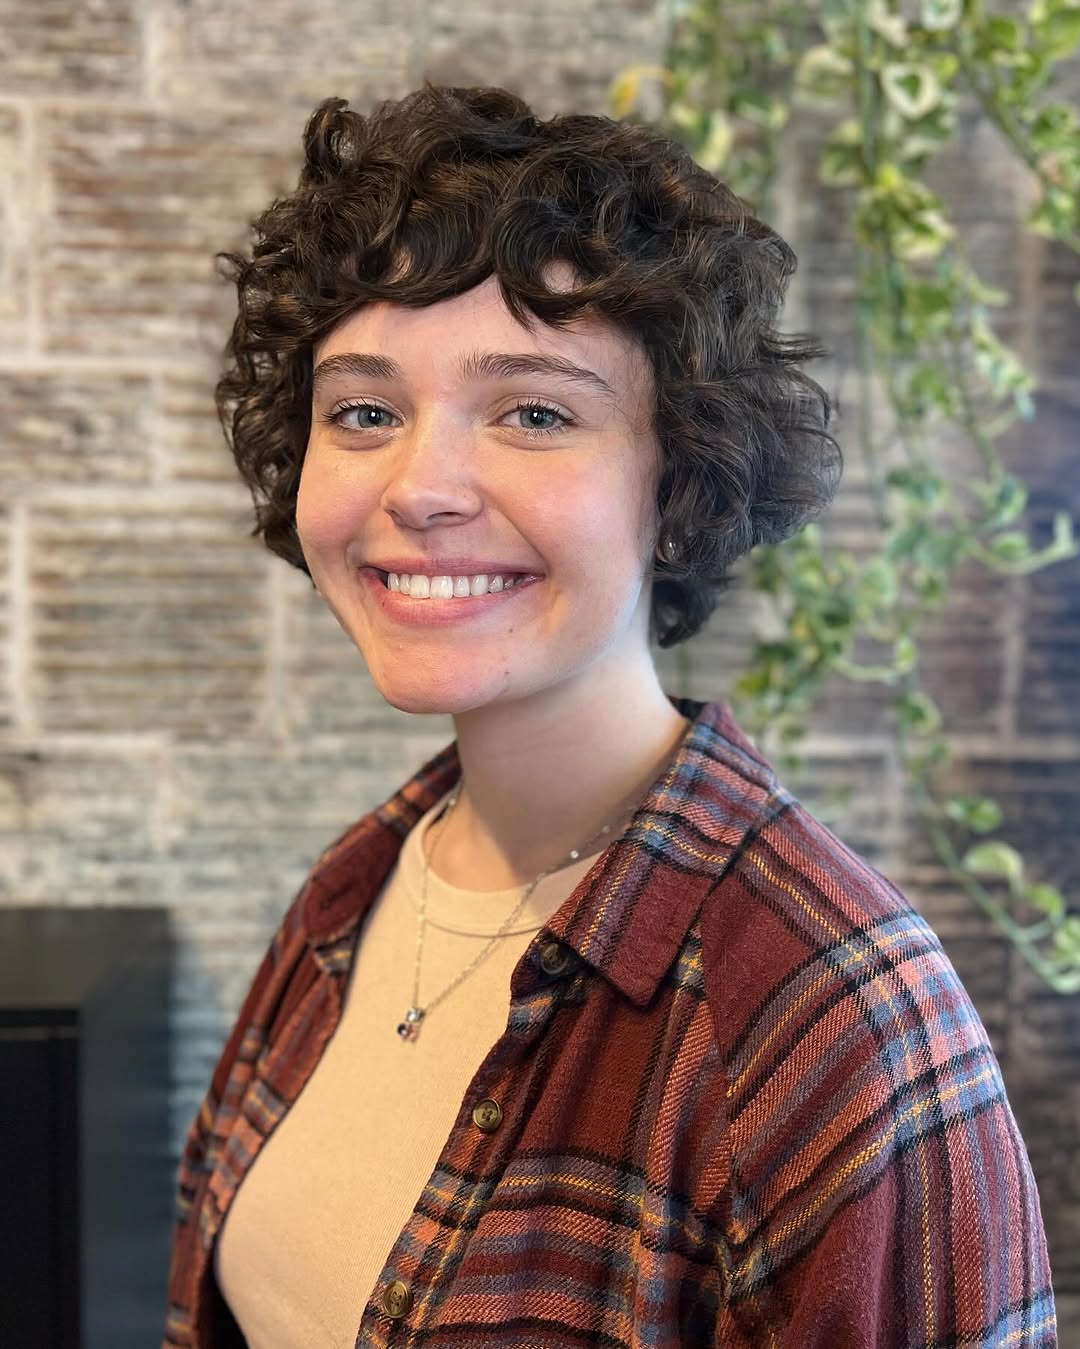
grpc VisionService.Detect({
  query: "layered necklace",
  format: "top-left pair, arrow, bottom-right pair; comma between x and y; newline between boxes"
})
397,783 -> 644,1041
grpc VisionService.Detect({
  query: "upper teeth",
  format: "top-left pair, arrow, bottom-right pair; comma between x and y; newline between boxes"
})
387,573 -> 527,598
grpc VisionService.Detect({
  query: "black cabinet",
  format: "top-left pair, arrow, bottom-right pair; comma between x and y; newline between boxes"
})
0,907 -> 173,1348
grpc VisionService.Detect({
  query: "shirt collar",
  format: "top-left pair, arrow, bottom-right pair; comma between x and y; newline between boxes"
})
302,695 -> 780,1006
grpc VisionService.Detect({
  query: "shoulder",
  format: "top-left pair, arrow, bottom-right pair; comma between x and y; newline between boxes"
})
698,783 -> 999,1233
692,786 -> 1056,1342
701,783 -> 945,1019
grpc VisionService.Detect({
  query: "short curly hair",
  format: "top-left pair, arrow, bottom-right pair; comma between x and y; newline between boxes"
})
216,82 -> 841,648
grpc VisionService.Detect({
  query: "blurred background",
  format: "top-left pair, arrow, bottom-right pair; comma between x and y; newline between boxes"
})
1,0 -> 1077,1342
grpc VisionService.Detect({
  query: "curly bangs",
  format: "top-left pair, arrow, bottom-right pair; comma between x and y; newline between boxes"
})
216,81 -> 841,648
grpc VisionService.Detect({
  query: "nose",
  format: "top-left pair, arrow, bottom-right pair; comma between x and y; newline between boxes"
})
378,412 -> 484,532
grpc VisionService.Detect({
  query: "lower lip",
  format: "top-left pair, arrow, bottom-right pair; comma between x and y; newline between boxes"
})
359,568 -> 543,627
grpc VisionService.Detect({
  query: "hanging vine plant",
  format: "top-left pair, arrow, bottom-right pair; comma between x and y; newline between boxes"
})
611,0 -> 1080,992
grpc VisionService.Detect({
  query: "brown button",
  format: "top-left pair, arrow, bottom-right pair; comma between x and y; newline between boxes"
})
539,941 -> 571,975
380,1280 -> 413,1319
472,1098 -> 503,1133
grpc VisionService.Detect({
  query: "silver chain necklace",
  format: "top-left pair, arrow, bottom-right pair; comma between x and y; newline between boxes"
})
396,783 -> 642,1041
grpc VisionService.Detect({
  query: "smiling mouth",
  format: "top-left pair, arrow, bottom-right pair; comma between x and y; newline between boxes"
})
372,569 -> 537,598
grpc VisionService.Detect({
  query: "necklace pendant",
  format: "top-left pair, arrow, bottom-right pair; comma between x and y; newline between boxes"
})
396,1006 -> 424,1041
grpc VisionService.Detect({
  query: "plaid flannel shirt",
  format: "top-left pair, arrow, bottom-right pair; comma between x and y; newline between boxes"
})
163,695 -> 1056,1347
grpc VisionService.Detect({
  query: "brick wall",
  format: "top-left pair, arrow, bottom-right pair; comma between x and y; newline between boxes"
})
2,0 -> 1077,1335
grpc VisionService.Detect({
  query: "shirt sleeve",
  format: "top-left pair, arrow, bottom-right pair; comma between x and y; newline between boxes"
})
717,925 -> 1057,1346
162,894 -> 307,1347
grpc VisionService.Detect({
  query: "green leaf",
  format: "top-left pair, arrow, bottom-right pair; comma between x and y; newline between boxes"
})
904,363 -> 960,416
913,529 -> 966,570
944,794 -> 1004,833
1030,102 -> 1080,149
761,24 -> 790,65
894,210 -> 955,260
1020,883 -> 1066,922
886,467 -> 949,510
1029,0 -> 1079,21
905,283 -> 955,329
1034,7 -> 1080,58
903,737 -> 951,775
868,0 -> 909,47
962,841 -> 1024,888
987,531 -> 1032,563
912,567 -> 948,606
962,273 -> 1010,306
795,44 -> 855,101
733,89 -> 789,130
979,16 -> 1026,57
896,110 -> 960,165
820,120 -> 866,186
668,98 -> 706,138
697,112 -> 734,172
819,0 -> 856,37
884,520 -> 929,562
975,473 -> 1028,529
896,689 -> 943,734
881,63 -> 943,120
858,556 -> 900,607
1053,511 -> 1076,549
1051,914 -> 1080,957
971,317 -> 1034,398
894,634 -> 917,672
920,0 -> 962,30
1027,185 -> 1080,238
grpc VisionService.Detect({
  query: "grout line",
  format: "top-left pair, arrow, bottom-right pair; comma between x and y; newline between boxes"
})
266,559 -> 290,748
999,572 -> 1024,741
19,480 -> 252,509
142,0 -> 161,104
0,353 -> 227,375
0,730 -> 172,754
884,739 -> 905,876
998,224 -> 1044,744
8,502 -> 35,739
148,368 -> 167,488
149,739 -> 177,891
406,0 -> 434,88
22,100 -> 44,356
772,123 -> 808,335
0,91 -> 296,116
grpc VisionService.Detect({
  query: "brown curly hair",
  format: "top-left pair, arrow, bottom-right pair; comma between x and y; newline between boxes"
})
215,82 -> 841,648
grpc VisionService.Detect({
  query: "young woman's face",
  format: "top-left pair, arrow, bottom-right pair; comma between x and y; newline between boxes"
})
296,268 -> 664,716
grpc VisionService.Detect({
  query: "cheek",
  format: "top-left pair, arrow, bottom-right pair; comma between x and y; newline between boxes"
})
295,457 -> 367,558
543,461 -> 650,566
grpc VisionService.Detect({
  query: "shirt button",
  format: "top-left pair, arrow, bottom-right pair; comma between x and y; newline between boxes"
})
472,1098 -> 503,1133
539,940 -> 572,975
380,1280 -> 413,1319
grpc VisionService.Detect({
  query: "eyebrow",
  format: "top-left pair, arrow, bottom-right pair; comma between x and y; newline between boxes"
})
310,349 -> 618,402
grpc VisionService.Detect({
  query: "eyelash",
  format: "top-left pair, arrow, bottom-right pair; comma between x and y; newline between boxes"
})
320,399 -> 574,439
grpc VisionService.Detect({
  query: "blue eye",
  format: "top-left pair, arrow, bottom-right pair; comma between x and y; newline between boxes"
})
325,403 -> 396,430
511,402 -> 571,436
321,399 -> 573,438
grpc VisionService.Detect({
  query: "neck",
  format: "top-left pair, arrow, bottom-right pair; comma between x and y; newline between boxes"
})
433,654 -> 691,889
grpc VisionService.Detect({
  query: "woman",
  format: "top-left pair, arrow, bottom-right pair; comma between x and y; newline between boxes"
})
163,85 -> 1056,1347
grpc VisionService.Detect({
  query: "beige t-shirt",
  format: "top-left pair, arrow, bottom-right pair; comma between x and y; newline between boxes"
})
214,790 -> 600,1348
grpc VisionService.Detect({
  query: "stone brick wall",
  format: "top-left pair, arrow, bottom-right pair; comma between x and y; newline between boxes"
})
2,0 -> 1077,1334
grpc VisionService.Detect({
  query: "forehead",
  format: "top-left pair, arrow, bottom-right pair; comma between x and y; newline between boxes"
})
313,268 -> 651,399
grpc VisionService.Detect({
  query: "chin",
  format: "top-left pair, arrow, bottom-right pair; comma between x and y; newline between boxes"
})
368,667 -> 514,718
